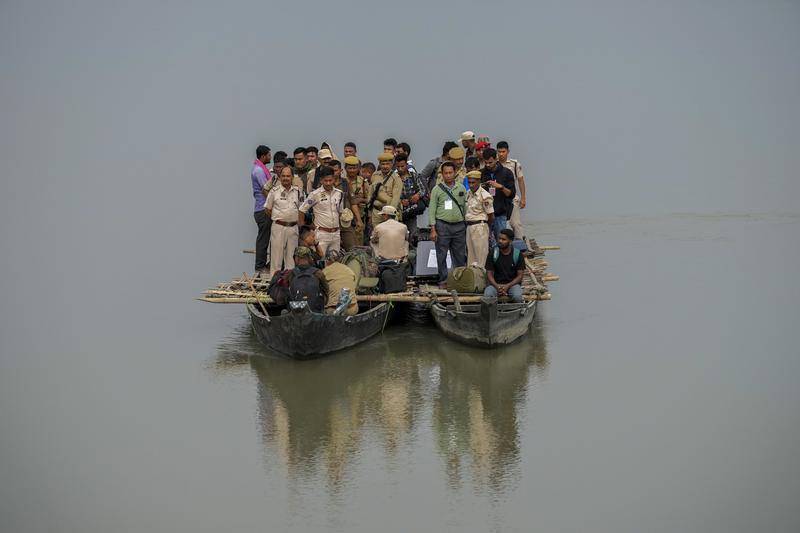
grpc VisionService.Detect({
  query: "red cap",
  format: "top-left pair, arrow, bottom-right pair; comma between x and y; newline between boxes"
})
475,140 -> 490,150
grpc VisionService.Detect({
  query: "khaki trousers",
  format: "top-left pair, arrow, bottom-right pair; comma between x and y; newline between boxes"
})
269,223 -> 298,276
467,222 -> 490,267
509,195 -> 525,240
316,229 -> 341,256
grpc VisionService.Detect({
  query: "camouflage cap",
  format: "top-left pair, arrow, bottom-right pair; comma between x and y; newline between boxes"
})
293,246 -> 314,258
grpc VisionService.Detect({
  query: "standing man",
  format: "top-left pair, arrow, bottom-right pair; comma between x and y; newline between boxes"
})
474,140 -> 490,167
370,205 -> 409,261
420,141 -> 458,196
343,142 -> 358,159
465,170 -> 495,267
293,147 -> 313,192
299,165 -> 344,256
484,229 -> 525,303
460,131 -> 477,159
497,141 -> 528,241
480,148 -> 516,246
383,138 -> 398,155
396,153 -> 426,240
367,152 -> 403,229
251,145 -> 273,277
343,156 -> 367,244
306,146 -> 320,167
428,162 -> 467,288
436,146 -> 466,186
396,142 -> 416,173
265,166 -> 302,275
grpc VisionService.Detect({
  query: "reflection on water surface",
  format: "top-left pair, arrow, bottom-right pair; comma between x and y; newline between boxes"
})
213,316 -> 548,495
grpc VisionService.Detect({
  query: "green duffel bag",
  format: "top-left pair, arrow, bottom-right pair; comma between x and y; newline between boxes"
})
446,265 -> 487,293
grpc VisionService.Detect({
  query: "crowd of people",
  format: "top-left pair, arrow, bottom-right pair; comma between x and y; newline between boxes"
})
249,131 -> 529,311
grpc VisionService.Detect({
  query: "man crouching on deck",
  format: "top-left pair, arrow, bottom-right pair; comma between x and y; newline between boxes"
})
299,165 -> 344,256
484,229 -> 525,303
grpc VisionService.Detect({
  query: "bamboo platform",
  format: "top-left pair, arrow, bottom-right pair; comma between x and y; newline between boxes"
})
200,238 -> 558,306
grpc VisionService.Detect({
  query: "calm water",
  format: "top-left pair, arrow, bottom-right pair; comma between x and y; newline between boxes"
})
1,213 -> 799,532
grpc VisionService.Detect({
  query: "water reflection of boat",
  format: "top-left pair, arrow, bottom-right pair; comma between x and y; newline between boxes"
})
210,315 -> 548,493
430,297 -> 537,347
246,302 -> 390,359
430,319 -> 547,490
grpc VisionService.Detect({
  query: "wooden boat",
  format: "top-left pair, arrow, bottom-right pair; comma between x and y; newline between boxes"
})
430,296 -> 537,348
246,301 -> 391,359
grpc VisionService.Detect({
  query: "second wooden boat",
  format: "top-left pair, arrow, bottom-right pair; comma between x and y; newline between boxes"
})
430,296 -> 536,348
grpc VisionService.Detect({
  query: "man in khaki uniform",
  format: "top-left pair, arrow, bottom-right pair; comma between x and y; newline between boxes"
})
265,166 -> 303,275
343,155 -> 367,244
436,146 -> 466,185
321,249 -> 358,316
370,205 -> 409,261
497,140 -> 527,240
367,152 -> 403,228
299,166 -> 344,256
464,170 -> 495,267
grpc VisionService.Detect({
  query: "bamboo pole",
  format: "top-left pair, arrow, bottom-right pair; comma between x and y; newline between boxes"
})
242,272 -> 269,315
539,245 -> 560,250
542,274 -> 560,282
199,293 -> 550,304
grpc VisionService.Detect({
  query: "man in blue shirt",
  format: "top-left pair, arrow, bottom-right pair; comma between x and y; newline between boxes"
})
251,145 -> 273,276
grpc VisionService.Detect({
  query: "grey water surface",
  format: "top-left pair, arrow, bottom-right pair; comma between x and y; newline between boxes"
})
2,214 -> 799,533
2,1 -> 800,531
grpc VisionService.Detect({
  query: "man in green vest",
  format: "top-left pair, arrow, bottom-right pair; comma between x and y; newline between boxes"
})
428,161 -> 467,287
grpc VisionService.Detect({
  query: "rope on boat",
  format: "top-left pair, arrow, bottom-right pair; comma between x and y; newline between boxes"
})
382,299 -> 394,333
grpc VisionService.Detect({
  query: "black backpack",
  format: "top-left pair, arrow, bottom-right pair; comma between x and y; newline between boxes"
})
288,267 -> 325,312
378,261 -> 408,294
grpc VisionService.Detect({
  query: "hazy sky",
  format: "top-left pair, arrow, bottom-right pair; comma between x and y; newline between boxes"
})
2,0 -> 799,220
1,0 -> 798,294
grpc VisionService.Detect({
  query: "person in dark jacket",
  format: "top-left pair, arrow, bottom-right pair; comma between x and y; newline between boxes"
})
286,246 -> 328,312
480,148 -> 516,246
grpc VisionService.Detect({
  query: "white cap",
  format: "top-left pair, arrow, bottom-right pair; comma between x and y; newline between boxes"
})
461,130 -> 476,141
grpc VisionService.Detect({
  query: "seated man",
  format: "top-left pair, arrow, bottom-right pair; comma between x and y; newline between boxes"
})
287,246 -> 328,312
484,229 -> 525,303
299,226 -> 323,267
370,205 -> 409,261
321,249 -> 359,316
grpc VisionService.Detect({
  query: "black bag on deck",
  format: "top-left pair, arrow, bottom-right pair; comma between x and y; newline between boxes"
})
268,269 -> 291,306
378,261 -> 408,294
288,267 -> 325,312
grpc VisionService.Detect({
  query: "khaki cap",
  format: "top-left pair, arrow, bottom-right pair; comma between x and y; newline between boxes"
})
461,130 -> 476,141
377,152 -> 394,162
448,147 -> 466,159
380,205 -> 397,216
340,208 -> 354,227
318,148 -> 333,160
466,170 -> 482,179
343,156 -> 360,166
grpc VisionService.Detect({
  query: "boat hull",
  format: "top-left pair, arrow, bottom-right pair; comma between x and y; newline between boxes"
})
247,302 -> 390,359
430,297 -> 537,348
